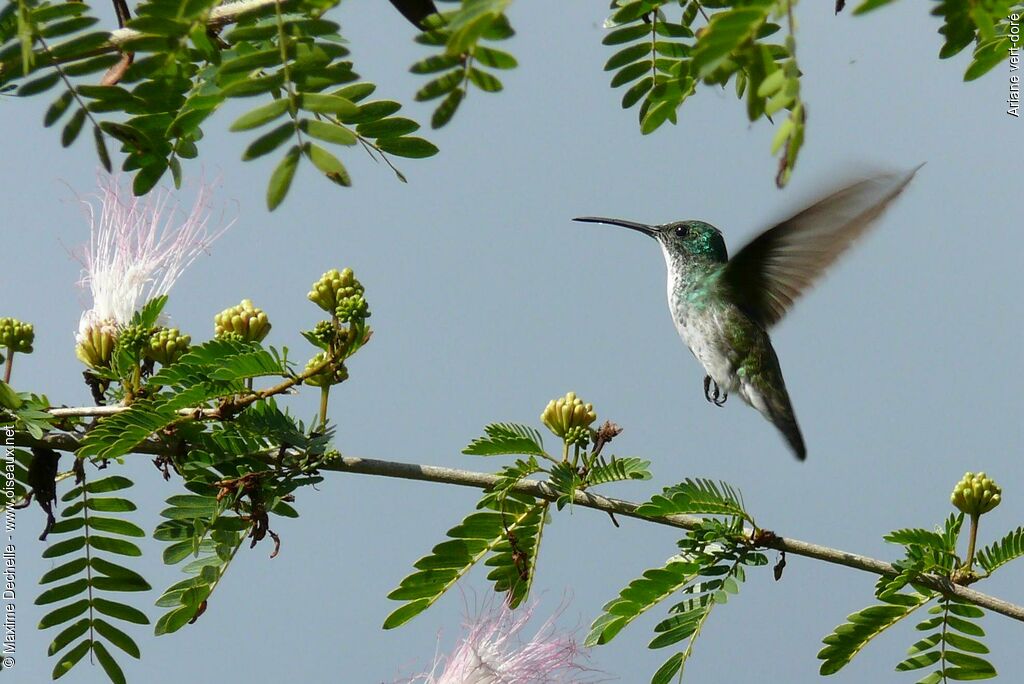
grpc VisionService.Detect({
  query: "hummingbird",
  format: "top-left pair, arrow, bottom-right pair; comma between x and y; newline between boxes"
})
574,167 -> 920,460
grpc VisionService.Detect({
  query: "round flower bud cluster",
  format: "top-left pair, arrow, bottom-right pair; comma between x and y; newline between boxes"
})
146,328 -> 191,366
303,352 -> 349,387
541,392 -> 597,439
563,425 -> 593,449
951,472 -> 1002,516
0,318 -> 34,353
335,294 -> 369,324
310,320 -> 336,347
116,323 -> 154,356
214,299 -> 271,342
76,319 -> 118,369
308,269 -> 370,322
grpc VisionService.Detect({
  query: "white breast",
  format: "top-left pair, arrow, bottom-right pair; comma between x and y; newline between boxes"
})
665,271 -> 740,394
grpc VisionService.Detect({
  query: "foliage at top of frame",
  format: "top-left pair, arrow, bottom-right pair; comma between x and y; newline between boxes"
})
1,0 -> 1018,198
0,0 -> 437,209
850,0 -> 1023,82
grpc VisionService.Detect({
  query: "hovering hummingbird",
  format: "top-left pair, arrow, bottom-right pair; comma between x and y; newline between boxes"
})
574,167 -> 921,460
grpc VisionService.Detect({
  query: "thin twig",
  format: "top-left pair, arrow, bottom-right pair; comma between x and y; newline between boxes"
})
12,429 -> 1024,623
46,356 -> 330,421
108,0 -> 282,46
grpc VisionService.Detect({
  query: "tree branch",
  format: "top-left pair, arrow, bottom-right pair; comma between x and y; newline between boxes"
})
108,0 -> 281,46
12,430 -> 1024,623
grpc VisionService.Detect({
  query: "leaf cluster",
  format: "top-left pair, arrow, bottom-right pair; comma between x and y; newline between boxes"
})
385,415 -> 652,628
586,511 -> 767,684
38,475 -> 150,684
601,0 -> 805,186
818,509 -> 1022,680
409,0 -> 516,128
0,0 -> 436,208
853,0 -> 1022,81
2,276 -> 371,682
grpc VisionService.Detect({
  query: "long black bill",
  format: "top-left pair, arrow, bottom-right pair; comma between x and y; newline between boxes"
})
573,216 -> 657,237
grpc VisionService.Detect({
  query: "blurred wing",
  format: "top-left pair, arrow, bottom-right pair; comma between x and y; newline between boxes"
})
722,166 -> 921,328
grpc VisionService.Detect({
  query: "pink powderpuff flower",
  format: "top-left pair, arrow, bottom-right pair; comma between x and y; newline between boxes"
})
73,174 -> 230,365
406,601 -> 599,684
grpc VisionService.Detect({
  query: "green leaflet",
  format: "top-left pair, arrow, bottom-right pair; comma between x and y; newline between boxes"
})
638,478 -> 752,524
586,456 -> 652,485
462,423 -> 547,457
818,578 -> 934,676
586,557 -> 704,646
588,532 -> 765,683
409,4 -> 515,129
37,474 -> 149,684
548,462 -> 583,510
892,600 -> 997,681
153,488 -> 247,636
384,491 -> 546,628
77,399 -> 180,461
977,527 -> 1024,575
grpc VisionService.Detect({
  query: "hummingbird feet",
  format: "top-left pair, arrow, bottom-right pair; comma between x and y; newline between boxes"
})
703,375 -> 728,407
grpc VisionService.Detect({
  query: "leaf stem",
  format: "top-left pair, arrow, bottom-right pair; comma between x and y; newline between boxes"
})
35,35 -> 112,170
79,464 -> 97,663
3,351 -> 12,384
318,385 -> 330,429
940,599 -> 950,684
964,512 -> 980,572
273,0 -> 304,149
521,501 -> 549,600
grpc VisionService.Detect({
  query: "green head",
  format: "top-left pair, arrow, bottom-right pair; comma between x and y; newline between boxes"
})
573,216 -> 729,266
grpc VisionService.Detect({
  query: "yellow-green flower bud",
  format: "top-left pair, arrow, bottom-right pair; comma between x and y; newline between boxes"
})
116,323 -> 153,356
303,352 -> 348,387
75,319 -> 118,369
564,425 -> 593,449
540,391 -> 597,439
146,328 -> 191,366
951,471 -> 1002,516
307,268 -> 365,314
214,299 -> 271,342
335,294 -> 370,323
0,317 -> 35,353
310,320 -> 336,347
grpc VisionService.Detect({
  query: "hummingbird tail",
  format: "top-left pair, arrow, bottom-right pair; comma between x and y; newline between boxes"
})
746,378 -> 807,460
771,409 -> 806,461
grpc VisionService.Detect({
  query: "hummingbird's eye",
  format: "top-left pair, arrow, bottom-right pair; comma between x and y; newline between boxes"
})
674,224 -> 689,238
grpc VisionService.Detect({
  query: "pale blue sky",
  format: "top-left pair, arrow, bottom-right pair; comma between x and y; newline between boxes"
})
3,1 -> 1021,682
